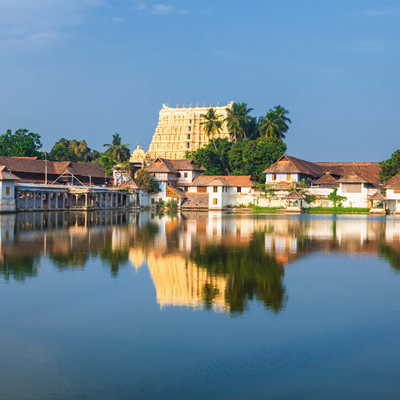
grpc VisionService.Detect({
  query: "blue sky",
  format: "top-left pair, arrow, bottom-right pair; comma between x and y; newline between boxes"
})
0,0 -> 399,161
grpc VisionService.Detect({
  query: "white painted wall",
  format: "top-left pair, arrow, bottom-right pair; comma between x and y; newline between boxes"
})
0,181 -> 16,212
266,173 -> 300,183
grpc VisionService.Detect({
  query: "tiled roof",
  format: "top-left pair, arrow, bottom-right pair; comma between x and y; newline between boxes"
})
0,156 -> 106,178
314,162 -> 381,184
119,179 -> 139,190
368,190 -> 386,201
0,165 -> 20,181
385,174 -> 400,189
313,173 -> 339,187
337,171 -> 370,183
167,186 -> 186,198
263,155 -> 325,178
169,159 -> 203,171
191,175 -> 254,187
286,190 -> 305,200
145,158 -> 203,173
181,193 -> 209,208
206,177 -> 230,186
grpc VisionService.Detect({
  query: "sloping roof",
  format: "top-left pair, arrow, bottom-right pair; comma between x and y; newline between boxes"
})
385,174 -> 400,189
368,190 -> 386,201
181,193 -> 209,208
0,165 -> 20,181
337,172 -> 370,183
263,155 -> 324,178
169,159 -> 203,171
313,173 -> 339,187
0,156 -> 106,178
286,190 -> 305,200
206,177 -> 230,186
119,179 -> 139,190
314,162 -> 381,184
145,158 -> 177,173
167,186 -> 187,198
191,175 -> 254,187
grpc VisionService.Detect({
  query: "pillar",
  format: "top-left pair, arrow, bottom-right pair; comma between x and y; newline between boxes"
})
85,194 -> 88,207
41,192 -> 44,209
16,191 -> 20,210
62,193 -> 65,209
55,192 -> 59,209
33,191 -> 36,209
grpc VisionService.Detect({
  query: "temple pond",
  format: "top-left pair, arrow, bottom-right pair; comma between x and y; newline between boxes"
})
1,211 -> 400,399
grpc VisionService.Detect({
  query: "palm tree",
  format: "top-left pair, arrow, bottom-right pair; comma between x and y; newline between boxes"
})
103,133 -> 130,162
258,106 -> 291,139
200,108 -> 223,150
225,102 -> 254,142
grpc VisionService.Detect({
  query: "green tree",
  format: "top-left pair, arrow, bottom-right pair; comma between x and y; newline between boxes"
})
98,154 -> 116,175
225,102 -> 254,142
0,129 -> 43,158
328,188 -> 347,207
135,169 -> 159,193
49,139 -> 78,161
380,150 -> 400,182
186,138 -> 232,175
200,108 -> 223,150
229,137 -> 287,182
103,133 -> 131,162
258,106 -> 291,139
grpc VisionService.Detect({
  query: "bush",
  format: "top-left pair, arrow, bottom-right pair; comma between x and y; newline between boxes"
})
165,199 -> 179,208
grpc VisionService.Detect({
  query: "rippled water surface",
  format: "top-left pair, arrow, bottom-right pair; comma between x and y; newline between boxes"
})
1,211 -> 400,399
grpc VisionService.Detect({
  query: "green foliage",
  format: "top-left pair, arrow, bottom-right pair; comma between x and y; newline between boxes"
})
136,169 -> 159,193
103,133 -> 131,162
0,129 -> 43,158
327,188 -> 347,207
200,108 -> 223,148
304,194 -> 317,204
155,199 -> 165,208
50,138 -> 99,162
380,149 -> 400,182
225,102 -> 254,142
307,206 -> 369,214
186,138 -> 231,175
98,154 -> 116,175
165,199 -> 179,208
258,106 -> 291,139
229,137 -> 287,182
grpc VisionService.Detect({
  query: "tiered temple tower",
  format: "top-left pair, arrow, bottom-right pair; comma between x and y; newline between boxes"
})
145,102 -> 233,162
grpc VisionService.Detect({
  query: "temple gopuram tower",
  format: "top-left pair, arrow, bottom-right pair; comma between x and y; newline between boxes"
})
145,102 -> 233,162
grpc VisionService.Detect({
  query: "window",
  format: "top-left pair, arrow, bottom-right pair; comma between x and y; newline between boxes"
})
177,173 -> 181,178
188,126 -> 191,132
189,119 -> 192,124
186,143 -> 190,149
6,187 -> 10,195
272,174 -> 276,181
394,189 -> 400,194
184,186 -> 189,192
151,198 -> 155,204
213,198 -> 217,205
197,186 -> 207,193
213,186 -> 218,193
237,187 -> 241,193
341,183 -> 362,193
187,134 -> 191,139
184,172 -> 188,178
287,173 -> 291,181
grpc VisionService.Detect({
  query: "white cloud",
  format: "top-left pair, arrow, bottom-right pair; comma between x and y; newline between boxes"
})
131,1 -> 146,10
151,4 -> 173,15
0,0 -> 104,52
357,7 -> 400,17
112,17 -> 124,23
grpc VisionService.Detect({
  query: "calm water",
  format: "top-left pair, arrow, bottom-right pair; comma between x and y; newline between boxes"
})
1,211 -> 400,400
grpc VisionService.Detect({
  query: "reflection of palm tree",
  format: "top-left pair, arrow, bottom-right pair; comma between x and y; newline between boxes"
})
0,256 -> 39,282
99,242 -> 130,278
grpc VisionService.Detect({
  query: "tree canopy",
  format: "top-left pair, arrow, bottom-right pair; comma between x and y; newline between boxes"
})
0,129 -> 43,158
103,133 -> 131,162
380,150 -> 400,182
135,169 -> 159,193
49,138 -> 100,162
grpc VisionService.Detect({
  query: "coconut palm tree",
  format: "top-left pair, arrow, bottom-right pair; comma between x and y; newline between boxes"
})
258,106 -> 291,139
225,102 -> 254,142
103,133 -> 130,162
200,108 -> 223,150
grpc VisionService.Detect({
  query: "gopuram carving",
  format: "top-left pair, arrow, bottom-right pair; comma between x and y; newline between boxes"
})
143,102 -> 233,162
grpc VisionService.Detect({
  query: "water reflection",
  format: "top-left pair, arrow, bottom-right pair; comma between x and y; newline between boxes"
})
1,212 -> 400,314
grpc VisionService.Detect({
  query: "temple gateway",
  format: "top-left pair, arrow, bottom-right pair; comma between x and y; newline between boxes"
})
142,102 -> 233,163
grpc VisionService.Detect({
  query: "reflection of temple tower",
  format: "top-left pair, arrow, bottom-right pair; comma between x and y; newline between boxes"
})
145,102 -> 232,162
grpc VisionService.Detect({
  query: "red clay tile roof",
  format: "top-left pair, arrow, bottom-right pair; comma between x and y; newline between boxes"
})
145,158 -> 203,173
286,190 -> 305,200
337,171 -> 371,183
313,173 -> 339,187
263,155 -> 325,177
0,165 -> 20,181
167,186 -> 187,198
384,174 -> 400,189
368,190 -> 386,201
0,156 -> 106,178
191,175 -> 254,187
314,162 -> 381,184
119,179 -> 139,190
181,193 -> 209,208
169,159 -> 203,171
